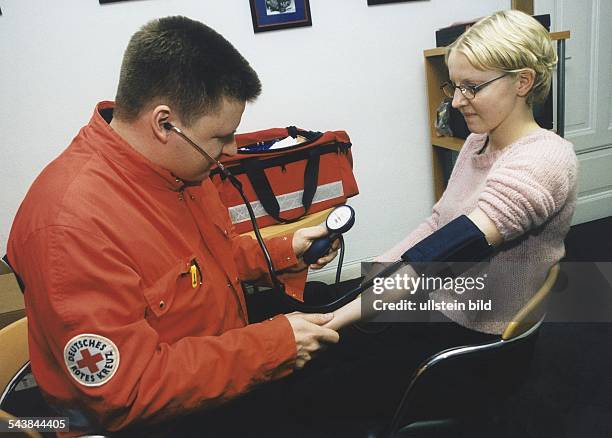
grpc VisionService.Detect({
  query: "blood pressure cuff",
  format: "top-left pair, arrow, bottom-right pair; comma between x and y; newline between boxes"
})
400,215 -> 494,276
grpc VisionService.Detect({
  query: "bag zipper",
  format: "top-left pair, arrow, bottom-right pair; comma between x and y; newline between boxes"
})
210,141 -> 352,179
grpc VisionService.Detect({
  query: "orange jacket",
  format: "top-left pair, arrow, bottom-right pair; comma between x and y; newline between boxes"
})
7,102 -> 306,434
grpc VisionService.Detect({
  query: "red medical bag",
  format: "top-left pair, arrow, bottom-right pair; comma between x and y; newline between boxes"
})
210,126 -> 359,234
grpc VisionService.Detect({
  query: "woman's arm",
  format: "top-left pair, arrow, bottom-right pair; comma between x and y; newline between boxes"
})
375,207 -> 440,262
325,207 -> 503,331
467,207 -> 503,246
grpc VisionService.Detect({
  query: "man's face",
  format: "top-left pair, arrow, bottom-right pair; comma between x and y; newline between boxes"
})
168,97 -> 245,182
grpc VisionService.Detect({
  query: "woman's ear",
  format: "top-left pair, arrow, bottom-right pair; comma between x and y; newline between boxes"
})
151,105 -> 172,143
516,68 -> 536,98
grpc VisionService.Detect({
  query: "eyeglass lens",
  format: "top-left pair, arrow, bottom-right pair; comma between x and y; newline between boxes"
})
441,83 -> 474,100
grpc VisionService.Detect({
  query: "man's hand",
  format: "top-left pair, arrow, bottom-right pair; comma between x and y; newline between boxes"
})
286,313 -> 339,369
292,224 -> 341,270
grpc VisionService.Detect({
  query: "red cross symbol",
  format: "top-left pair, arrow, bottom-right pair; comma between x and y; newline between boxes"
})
77,349 -> 104,373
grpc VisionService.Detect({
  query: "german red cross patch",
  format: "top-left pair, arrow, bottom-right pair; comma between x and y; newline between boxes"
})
63,334 -> 120,387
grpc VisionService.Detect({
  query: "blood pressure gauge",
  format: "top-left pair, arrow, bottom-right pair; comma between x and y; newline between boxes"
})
302,205 -> 355,265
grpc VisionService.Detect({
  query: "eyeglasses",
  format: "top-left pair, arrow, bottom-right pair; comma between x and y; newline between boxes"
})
440,74 -> 507,100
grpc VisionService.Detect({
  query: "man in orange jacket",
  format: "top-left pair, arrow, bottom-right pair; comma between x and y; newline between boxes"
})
6,16 -> 339,436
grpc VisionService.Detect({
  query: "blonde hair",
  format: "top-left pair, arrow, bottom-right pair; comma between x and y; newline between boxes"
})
446,10 -> 557,105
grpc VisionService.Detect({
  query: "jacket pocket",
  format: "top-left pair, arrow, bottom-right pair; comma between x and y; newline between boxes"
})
142,255 -> 198,318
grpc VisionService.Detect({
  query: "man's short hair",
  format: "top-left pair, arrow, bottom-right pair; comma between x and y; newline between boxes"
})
114,16 -> 261,126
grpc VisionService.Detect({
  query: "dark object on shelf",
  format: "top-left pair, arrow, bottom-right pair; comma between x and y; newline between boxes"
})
435,99 -> 454,137
435,21 -> 474,48
436,14 -> 550,47
99,0 -> 139,3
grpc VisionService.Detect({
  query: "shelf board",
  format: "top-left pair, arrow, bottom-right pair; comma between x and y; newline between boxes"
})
432,136 -> 464,151
550,30 -> 570,41
424,47 -> 446,58
425,30 -> 570,58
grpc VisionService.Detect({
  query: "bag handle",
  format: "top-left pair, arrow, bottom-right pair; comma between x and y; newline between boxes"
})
242,148 -> 321,224
287,126 -> 323,142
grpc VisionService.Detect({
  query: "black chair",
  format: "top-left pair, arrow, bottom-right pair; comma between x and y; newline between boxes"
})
382,264 -> 560,438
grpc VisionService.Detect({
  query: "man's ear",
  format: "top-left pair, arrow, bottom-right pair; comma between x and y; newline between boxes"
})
516,68 -> 536,98
151,105 -> 172,143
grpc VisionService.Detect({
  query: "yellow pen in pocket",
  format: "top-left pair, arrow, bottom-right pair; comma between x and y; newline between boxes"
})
189,259 -> 202,288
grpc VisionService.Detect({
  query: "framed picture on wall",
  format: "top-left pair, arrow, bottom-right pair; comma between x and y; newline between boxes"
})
367,0 -> 422,5
249,0 -> 312,33
99,0 -> 140,4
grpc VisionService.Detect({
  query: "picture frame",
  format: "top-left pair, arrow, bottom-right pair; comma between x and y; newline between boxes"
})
249,0 -> 312,33
367,0 -> 420,5
99,0 -> 139,4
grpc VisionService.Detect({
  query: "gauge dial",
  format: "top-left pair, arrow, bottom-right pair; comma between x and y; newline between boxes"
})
326,205 -> 355,233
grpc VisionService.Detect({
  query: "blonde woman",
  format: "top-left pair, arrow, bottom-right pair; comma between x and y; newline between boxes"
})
250,11 -> 579,429
259,12 -> 580,431
325,10 -> 578,338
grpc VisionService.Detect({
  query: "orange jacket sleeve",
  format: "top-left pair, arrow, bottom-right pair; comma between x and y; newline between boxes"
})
230,232 -> 308,301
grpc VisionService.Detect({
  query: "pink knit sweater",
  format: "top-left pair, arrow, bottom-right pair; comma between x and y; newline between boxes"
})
378,128 -> 578,334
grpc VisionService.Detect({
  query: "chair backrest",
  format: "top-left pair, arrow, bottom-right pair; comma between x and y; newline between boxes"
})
0,317 -> 29,405
502,263 -> 559,340
0,259 -> 11,275
2,255 -> 26,295
384,264 -> 560,437
0,317 -> 60,433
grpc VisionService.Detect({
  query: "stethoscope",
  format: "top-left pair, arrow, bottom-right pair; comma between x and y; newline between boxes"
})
164,122 -> 405,312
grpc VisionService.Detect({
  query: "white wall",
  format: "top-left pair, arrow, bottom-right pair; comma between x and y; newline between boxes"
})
0,0 -> 509,266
